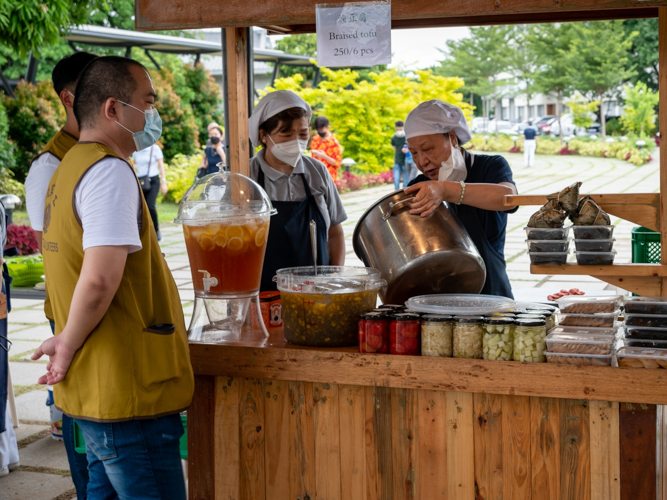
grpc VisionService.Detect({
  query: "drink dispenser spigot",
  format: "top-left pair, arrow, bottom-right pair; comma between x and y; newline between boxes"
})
174,172 -> 277,343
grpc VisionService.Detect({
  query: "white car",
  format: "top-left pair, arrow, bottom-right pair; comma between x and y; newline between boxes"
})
550,113 -> 601,137
486,120 -> 514,134
471,117 -> 490,134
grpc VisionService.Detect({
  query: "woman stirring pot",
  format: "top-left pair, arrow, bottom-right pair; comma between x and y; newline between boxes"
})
248,91 -> 347,291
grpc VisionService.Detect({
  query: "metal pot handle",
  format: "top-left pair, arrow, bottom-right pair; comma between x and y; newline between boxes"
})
382,197 -> 415,220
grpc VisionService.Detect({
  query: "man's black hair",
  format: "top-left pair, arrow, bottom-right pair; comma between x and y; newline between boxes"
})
73,56 -> 148,130
52,51 -> 98,97
395,120 -> 404,127
314,116 -> 330,130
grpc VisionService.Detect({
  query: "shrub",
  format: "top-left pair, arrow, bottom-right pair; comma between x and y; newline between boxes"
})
5,224 -> 38,255
620,82 -> 659,136
2,81 -> 65,182
161,153 -> 202,203
181,64 -> 224,145
335,170 -> 392,194
0,100 -> 19,199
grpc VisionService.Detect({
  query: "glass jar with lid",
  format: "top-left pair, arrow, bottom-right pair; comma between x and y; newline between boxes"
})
421,315 -> 454,357
359,312 -> 390,354
453,316 -> 484,359
390,313 -> 421,355
483,317 -> 514,361
513,318 -> 547,362
525,309 -> 556,331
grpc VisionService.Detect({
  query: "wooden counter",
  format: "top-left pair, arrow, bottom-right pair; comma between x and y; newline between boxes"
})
187,330 -> 667,500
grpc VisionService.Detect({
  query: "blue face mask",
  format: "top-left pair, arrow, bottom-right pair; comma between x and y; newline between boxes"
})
115,100 -> 162,151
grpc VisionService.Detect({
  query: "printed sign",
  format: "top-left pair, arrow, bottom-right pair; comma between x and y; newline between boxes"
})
316,2 -> 391,68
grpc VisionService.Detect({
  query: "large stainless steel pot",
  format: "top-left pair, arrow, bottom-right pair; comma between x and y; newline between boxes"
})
353,190 -> 486,304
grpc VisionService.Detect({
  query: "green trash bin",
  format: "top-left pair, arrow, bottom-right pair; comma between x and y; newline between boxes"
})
73,414 -> 188,459
631,226 -> 661,264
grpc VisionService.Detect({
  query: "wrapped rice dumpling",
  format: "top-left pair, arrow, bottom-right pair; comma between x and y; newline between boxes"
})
528,198 -> 568,228
554,182 -> 582,214
571,196 -> 611,226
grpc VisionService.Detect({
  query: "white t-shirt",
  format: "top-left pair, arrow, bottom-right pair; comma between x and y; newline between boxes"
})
131,144 -> 163,178
25,152 -> 60,231
74,158 -> 143,253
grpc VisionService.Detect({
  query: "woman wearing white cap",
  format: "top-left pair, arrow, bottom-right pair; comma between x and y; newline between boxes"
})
248,90 -> 348,291
403,100 -> 518,298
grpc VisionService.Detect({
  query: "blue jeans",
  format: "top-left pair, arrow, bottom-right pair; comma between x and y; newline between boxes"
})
75,414 -> 186,500
50,320 -> 90,499
393,162 -> 410,190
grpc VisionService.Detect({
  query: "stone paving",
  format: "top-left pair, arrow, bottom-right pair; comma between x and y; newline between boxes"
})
0,149 -> 659,498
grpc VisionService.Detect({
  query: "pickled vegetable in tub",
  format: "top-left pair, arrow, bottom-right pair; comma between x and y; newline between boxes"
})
390,313 -> 421,355
421,315 -> 454,357
483,318 -> 514,361
453,316 -> 484,359
358,312 -> 389,354
513,318 -> 547,363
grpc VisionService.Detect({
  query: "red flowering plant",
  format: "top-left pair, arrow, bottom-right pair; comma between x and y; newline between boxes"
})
335,170 -> 393,194
5,225 -> 39,255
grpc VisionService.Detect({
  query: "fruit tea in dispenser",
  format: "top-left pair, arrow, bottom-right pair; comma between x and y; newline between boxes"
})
175,172 -> 276,343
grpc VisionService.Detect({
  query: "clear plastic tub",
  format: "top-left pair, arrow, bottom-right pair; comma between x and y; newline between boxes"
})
546,331 -> 615,355
617,346 -> 667,369
573,239 -> 615,252
525,239 -> 570,253
625,314 -> 667,328
624,297 -> 667,315
556,295 -> 623,314
623,338 -> 667,349
624,326 -> 667,341
572,225 -> 615,240
529,252 -> 568,265
557,311 -> 620,328
575,251 -> 616,265
549,325 -> 620,336
524,226 -> 570,241
406,294 -> 515,316
545,351 -> 613,366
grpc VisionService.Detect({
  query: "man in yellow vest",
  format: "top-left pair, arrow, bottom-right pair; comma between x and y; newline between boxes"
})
31,56 -> 194,499
24,50 -> 97,499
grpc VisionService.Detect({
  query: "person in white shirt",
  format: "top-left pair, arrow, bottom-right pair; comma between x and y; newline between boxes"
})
131,144 -> 167,241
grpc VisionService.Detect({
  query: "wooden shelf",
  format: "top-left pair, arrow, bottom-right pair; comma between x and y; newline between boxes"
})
530,264 -> 667,277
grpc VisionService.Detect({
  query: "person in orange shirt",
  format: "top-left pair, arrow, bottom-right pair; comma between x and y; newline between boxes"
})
310,116 -> 343,181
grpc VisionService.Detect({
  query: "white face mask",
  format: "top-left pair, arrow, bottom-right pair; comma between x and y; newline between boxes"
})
438,136 -> 467,182
395,130 -> 405,137
268,135 -> 308,167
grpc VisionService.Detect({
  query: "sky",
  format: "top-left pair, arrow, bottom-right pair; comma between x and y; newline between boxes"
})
388,27 -> 470,70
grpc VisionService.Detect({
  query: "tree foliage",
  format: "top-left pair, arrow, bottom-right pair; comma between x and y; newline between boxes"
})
265,68 -> 470,174
623,18 -> 658,92
181,64 -> 224,145
566,93 -> 599,129
274,34 -> 317,81
620,81 -> 659,136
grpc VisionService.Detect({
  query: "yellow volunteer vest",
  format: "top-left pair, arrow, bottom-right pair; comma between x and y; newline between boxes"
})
31,129 -> 78,322
42,142 -> 194,421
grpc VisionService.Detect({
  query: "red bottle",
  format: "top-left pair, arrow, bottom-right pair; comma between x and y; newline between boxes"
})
390,313 -> 421,355
359,312 -> 390,353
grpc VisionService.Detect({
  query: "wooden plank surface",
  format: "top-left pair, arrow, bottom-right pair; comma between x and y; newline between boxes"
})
660,7 -> 667,264
502,395 -> 531,500
473,393 -> 503,500
215,376 -> 241,500
289,381 -> 316,500
418,389 -> 448,500
529,264 -> 667,277
560,399 -> 591,500
190,343 -> 667,405
370,386 -> 394,499
239,379 -> 266,500
188,375 -> 216,500
264,380 -> 290,499
589,401 -> 620,500
619,403 -> 657,500
339,385 -> 366,500
313,383 -> 341,500
391,388 -> 418,499
446,392 -> 475,500
224,27 -> 250,176
530,397 -> 560,500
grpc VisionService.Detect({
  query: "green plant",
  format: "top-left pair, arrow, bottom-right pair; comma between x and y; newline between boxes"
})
620,82 -> 659,136
2,81 -> 65,182
566,93 -> 599,130
161,153 -> 201,204
181,64 -> 224,145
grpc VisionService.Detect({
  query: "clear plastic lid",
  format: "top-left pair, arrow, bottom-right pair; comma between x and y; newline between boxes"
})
556,295 -> 623,313
548,326 -> 620,336
546,332 -> 616,345
421,314 -> 453,322
275,266 -> 385,294
406,294 -> 515,316
617,346 -> 667,369
174,171 -> 276,225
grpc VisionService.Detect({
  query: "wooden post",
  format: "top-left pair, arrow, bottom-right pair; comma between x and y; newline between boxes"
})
660,8 -> 667,269
225,28 -> 250,176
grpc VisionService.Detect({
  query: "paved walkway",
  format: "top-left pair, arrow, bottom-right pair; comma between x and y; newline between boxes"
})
0,149 -> 659,498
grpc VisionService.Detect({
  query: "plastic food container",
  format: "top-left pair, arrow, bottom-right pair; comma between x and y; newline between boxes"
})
524,226 -> 570,241
453,316 -> 484,359
617,346 -> 667,369
625,314 -> 667,328
556,295 -> 623,314
624,297 -> 667,315
358,312 -> 390,354
572,225 -> 615,240
406,294 -> 515,316
513,318 -> 547,362
421,315 -> 454,357
277,266 -> 386,347
545,352 -> 613,366
575,251 -> 616,265
623,338 -> 667,349
549,325 -> 620,336
525,240 -> 570,253
483,318 -> 513,361
529,252 -> 568,266
390,313 -> 421,355
546,331 -> 615,355
557,311 -> 619,328
624,326 -> 667,341
574,239 -> 615,252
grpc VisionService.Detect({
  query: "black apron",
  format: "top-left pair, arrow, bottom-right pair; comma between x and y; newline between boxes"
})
257,167 -> 329,291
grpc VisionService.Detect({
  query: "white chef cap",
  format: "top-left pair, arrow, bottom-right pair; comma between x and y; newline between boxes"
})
248,90 -> 312,148
404,100 -> 472,145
